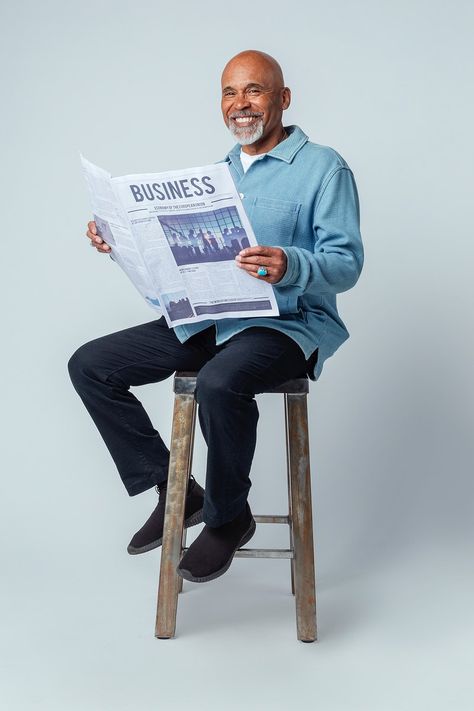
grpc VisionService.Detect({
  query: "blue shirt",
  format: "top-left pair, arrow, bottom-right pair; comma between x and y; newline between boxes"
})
174,125 -> 364,380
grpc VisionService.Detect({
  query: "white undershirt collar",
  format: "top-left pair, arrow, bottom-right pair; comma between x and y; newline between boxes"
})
240,149 -> 267,173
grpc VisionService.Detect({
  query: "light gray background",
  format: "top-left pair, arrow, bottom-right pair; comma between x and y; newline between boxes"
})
1,1 -> 473,709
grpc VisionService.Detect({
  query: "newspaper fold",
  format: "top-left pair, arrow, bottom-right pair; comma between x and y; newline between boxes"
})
81,156 -> 279,326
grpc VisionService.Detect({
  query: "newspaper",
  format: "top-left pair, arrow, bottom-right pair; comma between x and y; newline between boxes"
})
81,156 -> 279,327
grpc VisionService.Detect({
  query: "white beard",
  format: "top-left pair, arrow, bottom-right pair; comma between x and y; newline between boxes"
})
228,118 -> 264,145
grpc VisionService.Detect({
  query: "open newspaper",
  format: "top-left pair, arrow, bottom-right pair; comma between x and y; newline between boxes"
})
81,156 -> 279,327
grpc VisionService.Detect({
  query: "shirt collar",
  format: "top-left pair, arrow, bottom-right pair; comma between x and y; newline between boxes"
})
225,125 -> 309,172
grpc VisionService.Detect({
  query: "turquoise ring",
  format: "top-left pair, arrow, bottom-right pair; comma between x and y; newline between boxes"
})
257,266 -> 268,277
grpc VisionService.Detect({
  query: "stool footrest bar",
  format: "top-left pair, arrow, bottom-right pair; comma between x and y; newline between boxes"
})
254,514 -> 289,524
181,546 -> 294,559
235,548 -> 294,559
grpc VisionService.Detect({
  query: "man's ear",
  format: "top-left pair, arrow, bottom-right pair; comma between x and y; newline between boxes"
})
282,87 -> 291,110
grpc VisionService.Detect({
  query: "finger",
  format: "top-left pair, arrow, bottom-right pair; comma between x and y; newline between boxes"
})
88,221 -> 97,236
237,262 -> 271,279
236,254 -> 272,266
239,246 -> 275,258
86,230 -> 104,244
243,268 -> 266,280
88,238 -> 110,252
236,260 -> 258,273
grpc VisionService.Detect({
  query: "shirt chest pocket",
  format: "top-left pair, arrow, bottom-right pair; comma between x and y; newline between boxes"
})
248,196 -> 301,247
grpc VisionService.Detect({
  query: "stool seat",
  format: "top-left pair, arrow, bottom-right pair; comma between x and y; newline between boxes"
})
155,371 -> 317,642
173,371 -> 310,394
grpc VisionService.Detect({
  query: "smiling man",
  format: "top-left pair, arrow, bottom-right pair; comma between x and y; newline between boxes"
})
223,52 -> 288,150
68,50 -> 364,584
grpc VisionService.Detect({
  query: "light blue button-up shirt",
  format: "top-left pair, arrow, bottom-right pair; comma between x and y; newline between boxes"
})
174,125 -> 364,380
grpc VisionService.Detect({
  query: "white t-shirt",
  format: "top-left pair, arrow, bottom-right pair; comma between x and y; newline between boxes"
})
240,149 -> 267,173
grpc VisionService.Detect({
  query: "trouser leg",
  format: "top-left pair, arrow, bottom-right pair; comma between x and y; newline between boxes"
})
195,327 -> 308,526
67,317 -> 215,496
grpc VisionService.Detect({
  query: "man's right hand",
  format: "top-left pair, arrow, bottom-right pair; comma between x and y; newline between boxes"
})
86,220 -> 111,253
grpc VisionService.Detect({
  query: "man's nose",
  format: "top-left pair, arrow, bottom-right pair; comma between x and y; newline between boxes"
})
233,93 -> 251,110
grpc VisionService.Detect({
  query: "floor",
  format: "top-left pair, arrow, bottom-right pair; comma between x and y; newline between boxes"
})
2,519 -> 472,711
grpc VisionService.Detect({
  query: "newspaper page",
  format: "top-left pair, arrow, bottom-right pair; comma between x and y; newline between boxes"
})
81,156 -> 279,327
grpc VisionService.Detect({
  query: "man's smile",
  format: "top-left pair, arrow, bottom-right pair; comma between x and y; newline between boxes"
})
229,112 -> 264,128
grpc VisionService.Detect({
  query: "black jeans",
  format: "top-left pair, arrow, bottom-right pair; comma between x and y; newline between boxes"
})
68,317 -> 313,526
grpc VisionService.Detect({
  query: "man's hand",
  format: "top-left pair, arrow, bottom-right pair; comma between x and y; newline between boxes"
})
235,246 -> 287,284
86,220 -> 111,253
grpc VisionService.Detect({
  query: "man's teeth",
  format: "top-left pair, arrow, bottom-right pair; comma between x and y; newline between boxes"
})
235,116 -> 257,123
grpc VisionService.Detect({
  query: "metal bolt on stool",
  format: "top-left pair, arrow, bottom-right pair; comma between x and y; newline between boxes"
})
155,372 -> 317,642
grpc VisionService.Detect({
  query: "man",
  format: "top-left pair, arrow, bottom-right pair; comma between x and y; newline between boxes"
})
68,50 -> 363,583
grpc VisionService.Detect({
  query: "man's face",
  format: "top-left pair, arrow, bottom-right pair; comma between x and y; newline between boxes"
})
221,55 -> 290,149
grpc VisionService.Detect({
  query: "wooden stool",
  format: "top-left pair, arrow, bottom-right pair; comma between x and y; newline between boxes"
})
155,371 -> 317,642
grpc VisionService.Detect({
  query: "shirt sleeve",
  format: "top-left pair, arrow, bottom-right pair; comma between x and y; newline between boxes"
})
275,167 -> 364,294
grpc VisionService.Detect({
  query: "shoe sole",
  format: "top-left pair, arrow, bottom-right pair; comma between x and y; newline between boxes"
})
127,508 -> 204,555
176,517 -> 256,583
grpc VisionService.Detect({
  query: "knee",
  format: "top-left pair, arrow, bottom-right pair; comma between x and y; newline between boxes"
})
67,341 -> 100,387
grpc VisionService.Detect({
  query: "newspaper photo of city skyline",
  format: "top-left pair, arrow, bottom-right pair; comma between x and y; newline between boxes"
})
161,291 -> 194,322
158,206 -> 250,266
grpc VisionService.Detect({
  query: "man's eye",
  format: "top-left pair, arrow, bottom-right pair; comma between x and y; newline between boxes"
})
223,92 -> 235,98
248,89 -> 260,95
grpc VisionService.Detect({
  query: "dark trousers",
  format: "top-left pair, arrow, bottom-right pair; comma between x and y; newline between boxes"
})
68,317 -> 311,526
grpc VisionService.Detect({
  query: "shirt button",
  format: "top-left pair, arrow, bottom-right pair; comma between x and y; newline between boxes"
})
239,192 -> 244,199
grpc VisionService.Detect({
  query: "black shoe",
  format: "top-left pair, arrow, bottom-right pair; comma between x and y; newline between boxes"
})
176,501 -> 256,583
127,475 -> 205,555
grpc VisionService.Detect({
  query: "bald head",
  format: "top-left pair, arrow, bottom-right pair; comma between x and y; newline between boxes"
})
221,50 -> 291,154
221,50 -> 285,87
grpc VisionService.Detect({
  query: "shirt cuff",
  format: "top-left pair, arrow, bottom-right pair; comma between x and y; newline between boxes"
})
274,247 -> 300,287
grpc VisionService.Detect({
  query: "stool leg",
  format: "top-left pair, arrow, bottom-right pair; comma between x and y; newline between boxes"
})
285,393 -> 317,642
155,393 -> 196,638
284,400 -> 295,596
178,527 -> 187,594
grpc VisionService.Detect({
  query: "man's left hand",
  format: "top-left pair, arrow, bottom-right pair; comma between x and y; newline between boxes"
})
235,246 -> 287,284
